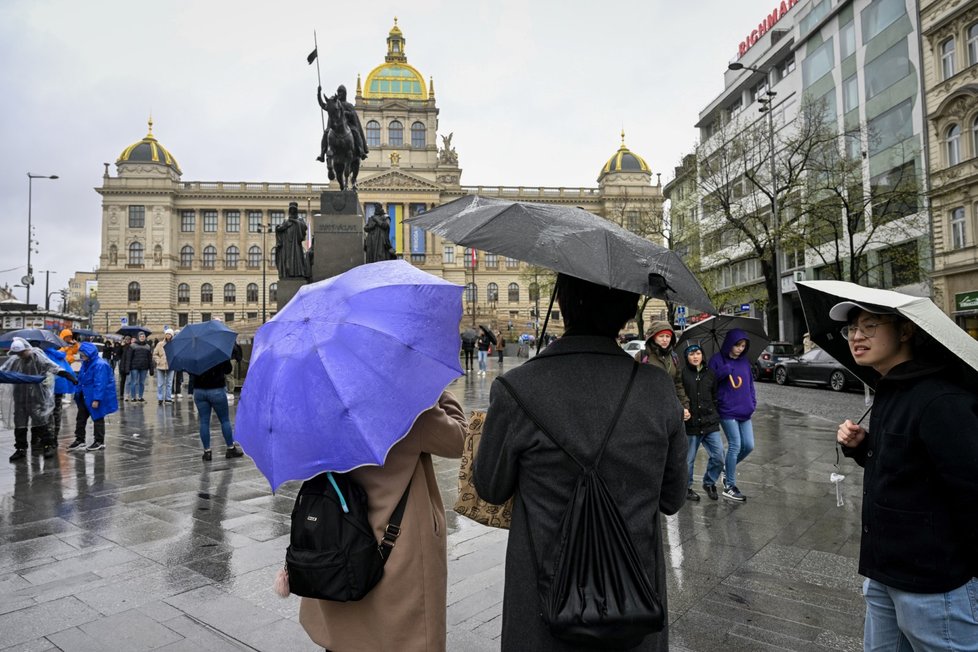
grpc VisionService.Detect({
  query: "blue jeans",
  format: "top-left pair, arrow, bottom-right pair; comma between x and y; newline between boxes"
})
719,418 -> 754,488
863,577 -> 978,651
193,387 -> 235,450
129,369 -> 148,400
687,431 -> 725,487
156,369 -> 174,401
477,350 -> 488,371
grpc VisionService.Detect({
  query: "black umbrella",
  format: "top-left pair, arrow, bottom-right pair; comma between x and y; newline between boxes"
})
117,325 -> 152,337
479,325 -> 497,345
70,328 -> 100,339
461,329 -> 478,344
0,329 -> 67,350
675,315 -> 770,363
407,196 -> 715,313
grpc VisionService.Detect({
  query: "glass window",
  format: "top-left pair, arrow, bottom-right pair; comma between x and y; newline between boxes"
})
411,121 -> 425,147
486,252 -> 498,268
865,38 -> 910,100
202,245 -> 216,269
973,116 -> 978,159
247,211 -> 262,232
128,312 -> 139,325
128,242 -> 144,265
180,245 -> 193,267
247,283 -> 259,302
128,205 -> 145,228
224,283 -> 236,303
799,0 -> 829,37
269,283 -> 278,303
947,124 -> 961,166
127,282 -> 140,302
506,256 -> 520,269
464,247 -> 476,268
269,210 -> 284,227
248,245 -> 261,268
802,38 -> 835,88
180,210 -> 195,232
224,312 -> 235,323
508,283 -> 520,302
225,210 -> 240,232
861,0 -> 905,42
941,38 -> 956,80
950,207 -> 967,249
225,245 -> 239,269
366,120 -> 380,147
840,20 -> 856,59
487,282 -> 499,302
879,241 -> 919,287
870,159 -> 918,222
201,283 -> 213,303
777,53 -> 796,81
867,99 -> 913,155
177,283 -> 190,303
843,75 -> 859,113
442,245 -> 454,264
389,120 -> 403,146
969,23 -> 978,66
464,282 -> 477,303
203,210 -> 218,232
178,313 -> 188,327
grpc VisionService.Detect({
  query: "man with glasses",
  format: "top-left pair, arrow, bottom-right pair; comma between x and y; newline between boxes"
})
834,301 -> 978,651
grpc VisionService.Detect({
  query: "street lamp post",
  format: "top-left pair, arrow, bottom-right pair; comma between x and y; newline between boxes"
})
727,63 -> 785,341
26,173 -> 58,305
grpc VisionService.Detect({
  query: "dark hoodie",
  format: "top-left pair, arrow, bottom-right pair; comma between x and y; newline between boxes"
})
707,328 -> 756,421
681,357 -> 720,436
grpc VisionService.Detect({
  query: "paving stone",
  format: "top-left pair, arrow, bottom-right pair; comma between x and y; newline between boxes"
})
0,596 -> 101,649
48,609 -> 183,651
164,585 -> 281,633
231,616 -> 321,652
155,615 -> 250,651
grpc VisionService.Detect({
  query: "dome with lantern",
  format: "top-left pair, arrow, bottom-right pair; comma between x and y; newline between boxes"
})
598,130 -> 651,183
362,18 -> 429,100
116,118 -> 182,176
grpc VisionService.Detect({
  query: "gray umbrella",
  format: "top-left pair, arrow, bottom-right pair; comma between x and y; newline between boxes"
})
407,195 -> 715,313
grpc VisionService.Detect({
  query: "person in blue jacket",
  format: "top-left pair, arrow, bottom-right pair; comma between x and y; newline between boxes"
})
44,347 -> 77,444
67,342 -> 118,452
707,328 -> 757,503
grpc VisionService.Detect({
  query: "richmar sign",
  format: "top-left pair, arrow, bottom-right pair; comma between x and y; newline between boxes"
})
954,290 -> 978,311
738,0 -> 800,58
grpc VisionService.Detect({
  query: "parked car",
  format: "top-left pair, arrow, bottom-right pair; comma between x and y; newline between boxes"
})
621,340 -> 645,357
773,348 -> 861,392
753,341 -> 798,381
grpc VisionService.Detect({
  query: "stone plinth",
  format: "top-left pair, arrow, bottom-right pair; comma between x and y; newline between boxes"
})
275,277 -> 307,310
312,190 -> 364,282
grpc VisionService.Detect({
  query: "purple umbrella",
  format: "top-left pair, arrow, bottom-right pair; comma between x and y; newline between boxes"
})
235,260 -> 464,491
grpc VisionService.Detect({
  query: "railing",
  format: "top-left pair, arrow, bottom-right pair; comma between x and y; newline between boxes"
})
460,185 -> 601,200
182,182 -> 331,193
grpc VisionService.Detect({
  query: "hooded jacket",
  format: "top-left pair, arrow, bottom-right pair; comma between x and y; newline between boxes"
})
636,320 -> 690,410
707,328 -> 756,421
124,339 -> 154,371
681,359 -> 719,436
59,329 -> 79,364
77,342 -> 118,420
44,348 -> 77,396
842,361 -> 978,593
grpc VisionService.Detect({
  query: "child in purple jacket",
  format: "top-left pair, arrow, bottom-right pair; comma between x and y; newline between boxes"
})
708,328 -> 757,502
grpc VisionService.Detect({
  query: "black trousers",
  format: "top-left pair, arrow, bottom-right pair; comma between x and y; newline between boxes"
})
51,393 -> 64,437
14,408 -> 52,450
74,396 -> 105,444
463,349 -> 474,370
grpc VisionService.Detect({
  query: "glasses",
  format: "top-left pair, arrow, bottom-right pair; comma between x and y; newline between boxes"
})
839,320 -> 893,341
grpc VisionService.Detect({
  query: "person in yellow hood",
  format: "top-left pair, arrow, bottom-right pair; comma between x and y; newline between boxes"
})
59,329 -> 80,366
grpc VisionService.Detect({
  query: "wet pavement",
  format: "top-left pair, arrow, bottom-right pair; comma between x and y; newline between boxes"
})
0,359 -> 870,651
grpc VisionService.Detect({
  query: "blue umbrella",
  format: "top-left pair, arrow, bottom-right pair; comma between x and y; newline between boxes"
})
117,326 -> 152,337
235,260 -> 464,491
0,329 -> 67,349
0,371 -> 46,384
163,321 -> 237,375
70,328 -> 100,339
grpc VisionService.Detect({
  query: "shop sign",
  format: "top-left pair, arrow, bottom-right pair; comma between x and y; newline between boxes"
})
738,0 -> 800,58
954,290 -> 978,312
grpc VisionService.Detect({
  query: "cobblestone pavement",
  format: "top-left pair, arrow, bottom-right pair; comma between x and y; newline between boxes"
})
1,355 -> 871,651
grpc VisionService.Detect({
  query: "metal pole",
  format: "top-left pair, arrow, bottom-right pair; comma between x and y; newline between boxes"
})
44,271 -> 50,310
26,175 -> 32,305
767,94 -> 786,342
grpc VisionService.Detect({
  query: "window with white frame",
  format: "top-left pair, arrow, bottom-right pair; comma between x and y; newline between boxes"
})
861,0 -> 905,42
389,120 -> 403,146
225,245 -> 239,269
941,38 -> 956,80
225,210 -> 240,233
950,207 -> 967,249
202,245 -> 216,269
840,20 -> 856,59
180,245 -> 193,267
972,116 -> 978,159
366,120 -> 380,147
247,283 -> 259,302
506,257 -> 519,269
201,283 -> 213,303
247,211 -> 262,232
128,205 -> 145,228
248,245 -> 261,268
177,283 -> 190,303
969,23 -> 978,66
442,245 -> 454,264
947,124 -> 961,166
180,210 -> 195,232
203,210 -> 217,232
128,242 -> 144,266
718,258 -> 763,290
843,75 -> 859,113
487,283 -> 499,302
224,283 -> 236,304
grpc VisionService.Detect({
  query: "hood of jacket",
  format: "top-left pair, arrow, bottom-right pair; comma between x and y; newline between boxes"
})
719,328 -> 751,358
45,348 -> 67,363
78,342 -> 99,367
645,320 -> 675,352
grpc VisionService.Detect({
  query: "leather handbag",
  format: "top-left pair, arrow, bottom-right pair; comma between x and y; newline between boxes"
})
453,410 -> 513,529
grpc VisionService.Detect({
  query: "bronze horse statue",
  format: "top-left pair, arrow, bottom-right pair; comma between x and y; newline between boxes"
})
320,94 -> 360,191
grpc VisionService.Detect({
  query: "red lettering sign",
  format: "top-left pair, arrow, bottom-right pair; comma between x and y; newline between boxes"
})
737,0 -> 799,59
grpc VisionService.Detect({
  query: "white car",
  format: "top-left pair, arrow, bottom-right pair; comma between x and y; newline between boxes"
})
621,340 -> 645,357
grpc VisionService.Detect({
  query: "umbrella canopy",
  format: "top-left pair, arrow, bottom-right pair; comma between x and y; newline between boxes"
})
479,325 -> 497,345
117,326 -> 152,337
407,195 -> 715,314
235,260 -> 465,491
675,315 -> 771,363
461,329 -> 478,344
163,320 -> 237,375
69,328 -> 100,339
797,280 -> 978,389
0,329 -> 67,350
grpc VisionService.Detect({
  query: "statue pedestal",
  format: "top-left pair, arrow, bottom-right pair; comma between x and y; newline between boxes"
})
276,277 -> 307,311
312,190 -> 364,282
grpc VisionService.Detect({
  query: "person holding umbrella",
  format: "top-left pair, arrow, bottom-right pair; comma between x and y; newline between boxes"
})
834,301 -> 978,649
708,329 -> 757,503
67,342 -> 118,452
460,330 -> 476,373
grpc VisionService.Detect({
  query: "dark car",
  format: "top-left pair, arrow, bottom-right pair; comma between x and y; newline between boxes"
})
753,342 -> 798,381
773,348 -> 861,392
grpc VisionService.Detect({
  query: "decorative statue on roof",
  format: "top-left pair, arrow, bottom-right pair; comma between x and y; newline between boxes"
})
275,202 -> 311,279
317,84 -> 368,190
438,132 -> 458,165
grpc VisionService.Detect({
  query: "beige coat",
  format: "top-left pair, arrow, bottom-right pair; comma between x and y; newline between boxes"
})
152,340 -> 170,371
299,391 -> 467,652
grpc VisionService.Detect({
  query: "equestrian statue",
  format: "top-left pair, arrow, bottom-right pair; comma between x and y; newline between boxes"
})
317,84 -> 368,191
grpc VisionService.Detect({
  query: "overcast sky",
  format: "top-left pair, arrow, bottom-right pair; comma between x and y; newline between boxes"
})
0,0 -> 779,302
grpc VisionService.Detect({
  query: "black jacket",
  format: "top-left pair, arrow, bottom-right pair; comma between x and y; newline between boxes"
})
124,342 -> 153,371
680,363 -> 720,436
191,360 -> 232,390
843,361 -> 978,593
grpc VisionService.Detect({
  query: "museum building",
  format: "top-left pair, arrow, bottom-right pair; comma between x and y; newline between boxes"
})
94,21 -> 666,337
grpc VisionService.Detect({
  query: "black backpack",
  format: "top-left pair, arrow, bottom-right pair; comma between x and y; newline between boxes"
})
285,471 -> 409,601
498,362 -> 664,648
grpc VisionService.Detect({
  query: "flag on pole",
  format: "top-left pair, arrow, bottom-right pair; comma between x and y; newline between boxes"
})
307,48 -> 318,64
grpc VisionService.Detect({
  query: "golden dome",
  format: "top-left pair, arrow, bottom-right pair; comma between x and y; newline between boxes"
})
117,118 -> 181,174
362,19 -> 428,100
599,130 -> 651,179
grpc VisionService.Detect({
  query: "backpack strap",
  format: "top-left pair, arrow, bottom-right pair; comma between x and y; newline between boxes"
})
379,483 -> 411,561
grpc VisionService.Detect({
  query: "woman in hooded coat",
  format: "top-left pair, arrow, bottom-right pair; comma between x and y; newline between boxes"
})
708,328 -> 757,503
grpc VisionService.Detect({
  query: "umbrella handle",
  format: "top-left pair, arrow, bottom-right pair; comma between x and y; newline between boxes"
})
326,472 -> 349,513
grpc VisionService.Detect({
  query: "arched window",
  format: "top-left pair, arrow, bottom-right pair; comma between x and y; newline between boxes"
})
487,282 -> 499,302
389,120 -> 403,146
127,282 -> 140,302
224,283 -> 236,304
411,121 -> 426,147
108,244 -> 118,265
248,245 -> 261,268
529,282 -> 540,302
177,283 -> 190,303
225,245 -> 239,269
246,283 -> 259,302
153,244 -> 163,265
269,282 -> 278,303
202,245 -> 216,269
366,120 -> 381,147
201,283 -> 213,303
269,246 -> 277,265
464,282 -> 477,303
128,242 -> 144,266
180,245 -> 194,267
508,283 -> 520,303
947,124 -> 961,166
